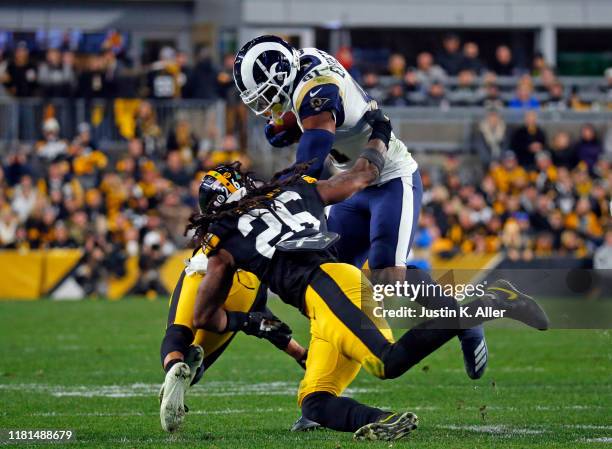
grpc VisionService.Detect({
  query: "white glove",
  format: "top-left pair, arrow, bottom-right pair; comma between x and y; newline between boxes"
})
185,253 -> 209,276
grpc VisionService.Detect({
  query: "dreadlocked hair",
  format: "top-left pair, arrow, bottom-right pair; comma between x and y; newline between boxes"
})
186,160 -> 314,248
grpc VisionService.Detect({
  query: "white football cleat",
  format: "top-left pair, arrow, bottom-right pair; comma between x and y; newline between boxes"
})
159,362 -> 191,432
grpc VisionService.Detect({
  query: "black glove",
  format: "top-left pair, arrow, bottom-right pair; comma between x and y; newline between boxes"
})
364,109 -> 392,147
296,349 -> 308,370
227,311 -> 293,350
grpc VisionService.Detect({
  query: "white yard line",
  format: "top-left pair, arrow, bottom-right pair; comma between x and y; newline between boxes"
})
29,407 -> 291,417
0,381 -> 375,398
437,424 -> 545,435
440,366 -> 545,374
535,405 -> 607,411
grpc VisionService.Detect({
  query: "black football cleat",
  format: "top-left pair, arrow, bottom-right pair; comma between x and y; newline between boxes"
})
290,415 -> 321,432
458,325 -> 488,379
486,279 -> 550,330
353,411 -> 418,441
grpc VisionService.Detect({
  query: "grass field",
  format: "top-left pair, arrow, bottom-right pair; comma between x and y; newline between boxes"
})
0,298 -> 611,448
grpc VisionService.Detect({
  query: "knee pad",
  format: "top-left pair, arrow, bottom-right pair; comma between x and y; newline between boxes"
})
301,391 -> 335,423
160,324 -> 194,366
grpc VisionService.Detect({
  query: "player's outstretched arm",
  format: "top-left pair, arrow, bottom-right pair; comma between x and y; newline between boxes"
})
316,111 -> 392,205
293,111 -> 337,177
192,249 -> 236,332
315,140 -> 385,205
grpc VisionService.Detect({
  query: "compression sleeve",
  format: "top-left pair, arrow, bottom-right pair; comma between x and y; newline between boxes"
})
293,128 -> 335,178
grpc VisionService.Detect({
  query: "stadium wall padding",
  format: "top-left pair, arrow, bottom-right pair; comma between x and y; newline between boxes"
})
107,256 -> 140,300
0,250 -> 82,299
160,250 -> 192,294
1,250 -> 556,300
0,249 -> 192,300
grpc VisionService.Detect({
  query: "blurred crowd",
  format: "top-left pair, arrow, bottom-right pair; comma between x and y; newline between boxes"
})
0,42 -> 250,146
0,116 -> 250,296
416,110 -> 611,262
1,34 -> 610,114
350,34 -> 612,111
0,42 -> 238,102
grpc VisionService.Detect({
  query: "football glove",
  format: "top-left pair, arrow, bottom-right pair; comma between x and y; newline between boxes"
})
296,349 -> 308,370
264,122 -> 302,148
241,311 -> 293,350
364,109 -> 392,146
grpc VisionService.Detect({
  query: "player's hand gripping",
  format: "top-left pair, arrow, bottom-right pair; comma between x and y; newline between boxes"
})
242,311 -> 293,350
364,109 -> 392,146
264,111 -> 303,147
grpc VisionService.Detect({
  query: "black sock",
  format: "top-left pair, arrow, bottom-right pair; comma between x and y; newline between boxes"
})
302,392 -> 388,432
160,324 -> 193,369
405,266 -> 460,311
382,326 -> 458,379
164,358 -> 183,373
381,294 -> 503,379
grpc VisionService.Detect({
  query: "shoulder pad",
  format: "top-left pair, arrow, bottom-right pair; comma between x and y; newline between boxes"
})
295,82 -> 344,124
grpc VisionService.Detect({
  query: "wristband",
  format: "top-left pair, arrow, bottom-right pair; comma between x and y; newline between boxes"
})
224,311 -> 249,333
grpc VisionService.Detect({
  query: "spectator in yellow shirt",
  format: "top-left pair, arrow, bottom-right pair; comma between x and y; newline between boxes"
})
489,151 -> 528,193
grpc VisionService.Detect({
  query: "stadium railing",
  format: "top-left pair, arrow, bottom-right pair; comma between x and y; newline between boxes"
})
378,75 -> 607,90
1,96 -> 611,176
0,98 -> 225,150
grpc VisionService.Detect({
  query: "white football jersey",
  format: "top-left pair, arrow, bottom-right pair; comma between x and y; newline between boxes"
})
291,48 -> 418,184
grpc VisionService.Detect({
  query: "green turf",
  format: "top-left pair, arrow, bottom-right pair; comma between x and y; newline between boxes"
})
0,298 -> 610,448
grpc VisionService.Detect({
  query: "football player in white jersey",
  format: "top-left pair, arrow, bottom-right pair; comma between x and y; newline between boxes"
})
233,35 -> 488,425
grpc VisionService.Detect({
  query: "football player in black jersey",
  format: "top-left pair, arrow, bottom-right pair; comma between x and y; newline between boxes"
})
188,112 -> 549,441
159,258 -> 308,432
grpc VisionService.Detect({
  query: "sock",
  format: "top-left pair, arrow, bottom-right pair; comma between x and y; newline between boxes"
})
160,324 -> 193,368
405,266 -> 460,311
302,392 -> 388,432
382,326 -> 458,379
164,358 -> 183,373
381,295 -> 502,379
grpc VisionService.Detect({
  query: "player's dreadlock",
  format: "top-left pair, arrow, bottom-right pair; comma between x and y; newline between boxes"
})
186,160 -> 314,248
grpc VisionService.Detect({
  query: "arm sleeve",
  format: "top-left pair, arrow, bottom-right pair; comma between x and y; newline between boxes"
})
283,82 -> 344,179
293,128 -> 336,178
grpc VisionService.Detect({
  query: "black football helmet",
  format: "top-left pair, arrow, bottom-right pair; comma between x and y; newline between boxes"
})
198,165 -> 246,212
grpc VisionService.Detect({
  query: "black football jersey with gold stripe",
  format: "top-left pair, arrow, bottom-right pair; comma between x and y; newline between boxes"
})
204,178 -> 333,308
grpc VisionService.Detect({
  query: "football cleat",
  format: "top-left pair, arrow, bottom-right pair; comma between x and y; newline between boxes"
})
290,415 -> 321,432
458,325 -> 487,379
353,411 -> 418,441
486,280 -> 550,330
159,362 -> 191,432
184,345 -> 204,385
